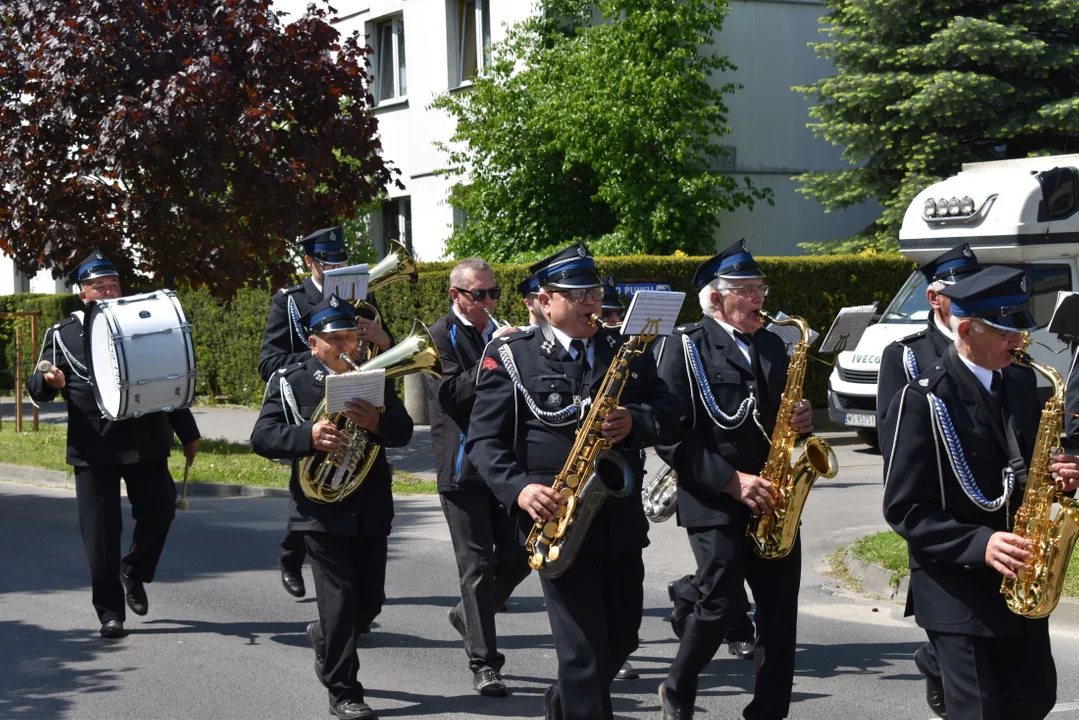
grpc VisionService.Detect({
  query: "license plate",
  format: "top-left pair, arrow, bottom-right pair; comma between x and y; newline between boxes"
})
845,412 -> 876,428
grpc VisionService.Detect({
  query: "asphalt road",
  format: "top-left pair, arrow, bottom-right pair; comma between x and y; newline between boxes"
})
5,441 -> 1079,720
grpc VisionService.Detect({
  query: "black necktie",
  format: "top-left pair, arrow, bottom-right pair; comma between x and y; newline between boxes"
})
734,331 -> 766,396
990,371 -> 1002,400
570,339 -> 590,371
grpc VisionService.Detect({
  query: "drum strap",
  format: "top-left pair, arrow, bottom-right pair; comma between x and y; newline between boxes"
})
56,312 -> 89,381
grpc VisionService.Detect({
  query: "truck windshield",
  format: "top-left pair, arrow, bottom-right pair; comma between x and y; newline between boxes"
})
880,272 -> 930,324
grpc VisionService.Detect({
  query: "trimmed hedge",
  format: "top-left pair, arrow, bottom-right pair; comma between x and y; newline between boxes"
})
1,254 -> 916,406
0,293 -> 84,391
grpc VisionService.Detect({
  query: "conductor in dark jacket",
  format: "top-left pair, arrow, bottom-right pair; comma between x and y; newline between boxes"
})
424,257 -> 530,697
467,241 -> 679,720
883,266 -> 1079,720
252,294 -> 412,720
27,250 -> 201,639
258,227 -> 392,600
655,240 -> 813,720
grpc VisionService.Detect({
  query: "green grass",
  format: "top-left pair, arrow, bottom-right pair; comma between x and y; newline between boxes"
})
849,529 -> 1079,597
0,424 -> 436,493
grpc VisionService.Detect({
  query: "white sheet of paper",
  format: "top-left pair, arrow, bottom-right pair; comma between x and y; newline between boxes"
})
323,263 -> 370,302
764,311 -> 819,355
324,368 -> 385,412
621,290 -> 686,337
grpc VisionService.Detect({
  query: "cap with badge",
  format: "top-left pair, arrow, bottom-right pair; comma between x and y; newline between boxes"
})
517,273 -> 540,298
600,274 -> 624,310
69,249 -> 119,285
300,226 -> 349,265
529,241 -> 601,289
940,265 -> 1036,331
301,293 -> 359,335
692,239 -> 764,288
918,243 -> 982,284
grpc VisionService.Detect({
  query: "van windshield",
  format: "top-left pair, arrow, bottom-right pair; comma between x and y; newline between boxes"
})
881,272 -> 930,324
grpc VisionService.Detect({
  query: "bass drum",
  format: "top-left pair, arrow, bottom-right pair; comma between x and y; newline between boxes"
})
84,289 -> 197,421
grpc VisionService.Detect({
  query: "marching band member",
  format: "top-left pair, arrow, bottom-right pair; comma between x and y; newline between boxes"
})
27,250 -> 201,639
518,273 -> 547,330
883,266 -> 1079,720
251,294 -> 412,720
258,227 -> 391,600
876,242 -> 981,718
466,241 -> 678,720
425,258 -> 529,697
655,240 -> 812,720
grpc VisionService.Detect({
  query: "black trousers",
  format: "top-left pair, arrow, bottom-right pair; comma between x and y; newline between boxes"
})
927,623 -> 1055,720
280,528 -> 307,573
304,532 -> 389,705
666,525 -> 801,719
541,550 -> 644,720
440,489 -> 532,673
74,461 -> 176,624
670,572 -> 755,643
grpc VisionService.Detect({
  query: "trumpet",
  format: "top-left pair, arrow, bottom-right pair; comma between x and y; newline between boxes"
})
484,308 -> 512,330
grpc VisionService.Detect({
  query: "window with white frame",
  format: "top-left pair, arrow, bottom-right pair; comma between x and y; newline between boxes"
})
375,16 -> 406,102
381,197 -> 413,256
451,0 -> 490,86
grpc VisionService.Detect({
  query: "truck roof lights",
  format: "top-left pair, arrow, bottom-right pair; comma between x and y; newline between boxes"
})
921,194 -> 994,225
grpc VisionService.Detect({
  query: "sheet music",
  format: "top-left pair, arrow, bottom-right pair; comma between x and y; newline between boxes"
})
764,311 -> 819,355
324,368 -> 385,412
820,303 -> 878,354
323,263 -> 370,302
1050,291 -> 1079,338
621,290 -> 686,337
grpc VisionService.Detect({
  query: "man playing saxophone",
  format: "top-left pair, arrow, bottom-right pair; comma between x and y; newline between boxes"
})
654,240 -> 812,720
466,241 -> 678,720
251,294 -> 413,720
882,266 -> 1079,720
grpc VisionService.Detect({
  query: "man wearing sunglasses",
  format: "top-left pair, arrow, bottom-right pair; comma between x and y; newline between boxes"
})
425,258 -> 528,698
258,227 -> 392,602
467,241 -> 678,720
883,265 -> 1079,720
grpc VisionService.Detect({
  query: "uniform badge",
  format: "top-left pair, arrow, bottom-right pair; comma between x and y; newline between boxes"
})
1020,276 -> 1028,293
963,246 -> 973,257
329,295 -> 339,308
314,369 -> 325,382
577,245 -> 587,258
329,230 -> 337,242
482,356 -> 498,372
541,340 -> 555,354
676,325 -> 686,332
548,393 -> 563,407
606,334 -> 616,347
918,378 -> 928,386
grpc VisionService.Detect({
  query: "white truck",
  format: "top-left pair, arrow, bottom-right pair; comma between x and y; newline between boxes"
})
827,154 -> 1079,449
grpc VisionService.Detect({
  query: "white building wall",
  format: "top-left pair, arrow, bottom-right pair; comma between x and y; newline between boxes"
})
0,256 -> 70,297
274,0 -> 878,260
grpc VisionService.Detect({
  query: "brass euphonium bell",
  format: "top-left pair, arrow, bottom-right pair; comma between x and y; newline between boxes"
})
354,240 -> 420,360
298,319 -> 443,504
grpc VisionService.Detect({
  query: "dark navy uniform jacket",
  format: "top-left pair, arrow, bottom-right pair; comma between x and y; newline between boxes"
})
251,355 -> 414,537
466,323 -> 679,552
882,347 -> 1041,638
27,314 -> 200,467
653,318 -> 788,529
877,319 -> 951,460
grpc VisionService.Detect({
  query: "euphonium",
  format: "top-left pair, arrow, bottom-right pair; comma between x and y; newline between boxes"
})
747,312 -> 838,559
1001,349 -> 1079,618
353,240 -> 419,360
298,319 -> 442,503
643,462 -> 678,523
525,317 -> 660,577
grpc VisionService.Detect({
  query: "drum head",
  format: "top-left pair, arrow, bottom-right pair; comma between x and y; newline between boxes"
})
86,303 -> 124,419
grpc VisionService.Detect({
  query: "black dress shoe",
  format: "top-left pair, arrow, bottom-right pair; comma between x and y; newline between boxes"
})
914,648 -> 947,718
615,661 -> 639,680
99,620 -> 128,639
658,682 -> 692,720
667,582 -> 690,640
727,640 -> 754,660
542,684 -> 562,720
280,562 -> 305,598
473,667 -> 509,697
307,621 -> 327,686
120,571 -> 148,616
328,700 -> 377,719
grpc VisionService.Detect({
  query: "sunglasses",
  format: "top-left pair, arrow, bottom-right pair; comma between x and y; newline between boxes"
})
554,287 -> 605,304
454,286 -> 502,301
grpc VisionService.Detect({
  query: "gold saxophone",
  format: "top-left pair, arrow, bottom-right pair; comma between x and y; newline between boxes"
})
525,317 -> 660,577
298,320 -> 442,503
746,312 -> 838,559
1001,349 -> 1079,618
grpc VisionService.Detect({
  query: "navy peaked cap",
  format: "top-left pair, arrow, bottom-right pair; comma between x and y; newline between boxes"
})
940,266 -> 1035,331
301,293 -> 358,334
300,226 -> 349,264
517,274 -> 540,297
919,243 -> 981,284
529,241 -> 600,289
692,239 -> 763,288
69,249 -> 118,284
600,274 -> 624,310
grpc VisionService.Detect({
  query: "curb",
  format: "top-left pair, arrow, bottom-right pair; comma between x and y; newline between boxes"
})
0,463 -> 289,499
842,548 -> 1079,628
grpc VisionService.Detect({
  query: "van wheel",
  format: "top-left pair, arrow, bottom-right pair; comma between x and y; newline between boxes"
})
857,429 -> 880,453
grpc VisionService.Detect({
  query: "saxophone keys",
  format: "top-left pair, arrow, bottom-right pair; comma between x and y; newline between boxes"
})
529,553 -> 545,570
565,474 -> 581,489
548,545 -> 561,561
543,521 -> 559,538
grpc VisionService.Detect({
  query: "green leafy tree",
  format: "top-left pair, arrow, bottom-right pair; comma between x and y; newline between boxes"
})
432,0 -> 771,262
797,0 -> 1079,253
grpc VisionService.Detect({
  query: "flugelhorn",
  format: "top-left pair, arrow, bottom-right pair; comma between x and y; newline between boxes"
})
353,240 -> 420,360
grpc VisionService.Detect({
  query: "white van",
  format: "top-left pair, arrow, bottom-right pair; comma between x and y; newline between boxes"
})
827,154 -> 1079,448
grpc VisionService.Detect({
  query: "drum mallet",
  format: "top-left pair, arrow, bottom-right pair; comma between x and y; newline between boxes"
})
176,458 -> 192,511
37,360 -> 55,373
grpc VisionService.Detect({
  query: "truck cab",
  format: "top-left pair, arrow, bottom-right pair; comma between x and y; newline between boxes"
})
827,154 -> 1079,449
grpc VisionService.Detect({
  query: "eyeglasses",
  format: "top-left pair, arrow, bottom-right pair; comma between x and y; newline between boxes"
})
728,284 -> 769,298
974,320 -> 1025,342
555,287 -> 605,304
454,286 -> 502,301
